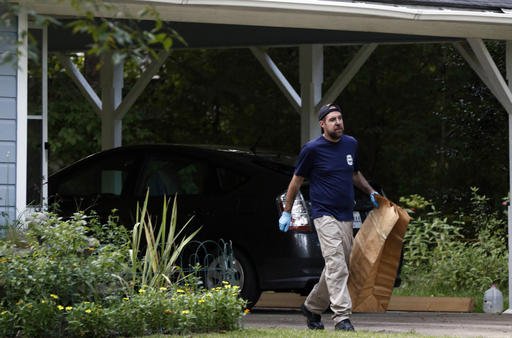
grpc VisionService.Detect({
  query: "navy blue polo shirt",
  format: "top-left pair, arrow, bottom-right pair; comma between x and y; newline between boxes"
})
294,135 -> 359,221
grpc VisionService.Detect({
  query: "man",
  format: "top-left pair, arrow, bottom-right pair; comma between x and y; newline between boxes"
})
278,103 -> 379,332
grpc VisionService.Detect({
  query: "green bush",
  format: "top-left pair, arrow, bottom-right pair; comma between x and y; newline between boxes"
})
0,212 -> 129,307
399,188 -> 508,299
65,301 -> 112,338
0,196 -> 246,336
13,297 -> 64,337
0,308 -> 15,337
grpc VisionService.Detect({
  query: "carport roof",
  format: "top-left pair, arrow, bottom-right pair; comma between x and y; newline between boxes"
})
365,0 -> 512,10
31,0 -> 512,51
47,21 -> 458,51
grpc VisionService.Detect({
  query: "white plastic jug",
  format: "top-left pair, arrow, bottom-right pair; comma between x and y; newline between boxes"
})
483,284 -> 503,313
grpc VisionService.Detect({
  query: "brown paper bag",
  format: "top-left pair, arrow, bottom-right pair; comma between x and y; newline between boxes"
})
348,195 -> 411,312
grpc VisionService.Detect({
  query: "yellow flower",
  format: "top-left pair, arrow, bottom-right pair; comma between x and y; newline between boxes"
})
57,305 -> 64,311
159,287 -> 168,291
244,308 -> 251,315
41,300 -> 47,304
198,299 -> 205,304
50,294 -> 59,300
181,310 -> 190,315
85,309 -> 92,314
138,289 -> 146,294
65,306 -> 73,311
123,297 -> 129,301
176,289 -> 185,293
224,284 -> 231,289
222,281 -> 230,285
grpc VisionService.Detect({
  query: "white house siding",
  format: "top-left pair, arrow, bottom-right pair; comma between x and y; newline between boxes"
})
0,19 -> 17,228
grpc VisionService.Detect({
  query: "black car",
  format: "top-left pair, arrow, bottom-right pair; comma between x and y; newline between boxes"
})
48,144 -> 385,306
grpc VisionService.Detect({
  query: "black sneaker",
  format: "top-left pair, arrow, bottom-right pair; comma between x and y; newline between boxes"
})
335,318 -> 355,331
300,303 -> 324,330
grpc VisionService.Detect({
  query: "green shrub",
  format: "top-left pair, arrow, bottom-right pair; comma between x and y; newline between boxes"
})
0,194 -> 246,336
65,302 -> 111,338
0,308 -> 15,337
0,212 -> 129,307
105,284 -> 245,336
399,188 -> 508,298
13,297 -> 64,338
107,296 -> 147,337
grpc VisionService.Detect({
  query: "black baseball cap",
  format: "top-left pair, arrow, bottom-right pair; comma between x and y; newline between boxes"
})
318,104 -> 341,120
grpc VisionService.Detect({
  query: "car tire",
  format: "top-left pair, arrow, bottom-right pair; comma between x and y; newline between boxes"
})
233,248 -> 261,308
202,246 -> 261,308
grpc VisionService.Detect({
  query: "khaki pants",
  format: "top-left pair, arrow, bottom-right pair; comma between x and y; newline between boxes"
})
304,215 -> 353,323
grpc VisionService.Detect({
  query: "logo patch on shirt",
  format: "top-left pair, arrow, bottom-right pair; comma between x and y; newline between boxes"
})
346,154 -> 353,166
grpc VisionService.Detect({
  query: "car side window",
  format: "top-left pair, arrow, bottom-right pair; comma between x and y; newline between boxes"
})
216,167 -> 249,192
139,156 -> 209,196
57,155 -> 135,196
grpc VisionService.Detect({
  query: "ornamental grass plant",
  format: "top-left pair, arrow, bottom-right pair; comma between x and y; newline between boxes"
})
0,193 -> 246,337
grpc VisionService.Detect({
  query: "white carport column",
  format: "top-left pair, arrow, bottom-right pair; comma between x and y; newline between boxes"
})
507,40 -> 512,315
299,45 -> 323,143
100,52 -> 123,150
253,44 -> 376,145
59,50 -> 170,150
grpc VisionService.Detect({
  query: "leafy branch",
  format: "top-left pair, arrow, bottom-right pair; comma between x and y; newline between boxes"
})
0,0 -> 185,66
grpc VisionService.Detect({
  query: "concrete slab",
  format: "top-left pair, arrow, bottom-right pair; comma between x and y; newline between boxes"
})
255,292 -> 475,312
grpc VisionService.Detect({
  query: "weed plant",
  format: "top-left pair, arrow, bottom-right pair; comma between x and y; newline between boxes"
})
0,194 -> 246,337
396,188 -> 509,310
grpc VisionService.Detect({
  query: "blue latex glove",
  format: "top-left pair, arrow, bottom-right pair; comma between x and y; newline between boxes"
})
370,191 -> 380,208
278,211 -> 291,232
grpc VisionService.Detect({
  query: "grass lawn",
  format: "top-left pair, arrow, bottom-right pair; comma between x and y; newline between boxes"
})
159,328 -> 439,337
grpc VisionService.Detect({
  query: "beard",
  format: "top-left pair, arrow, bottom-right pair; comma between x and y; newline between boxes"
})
326,128 -> 343,140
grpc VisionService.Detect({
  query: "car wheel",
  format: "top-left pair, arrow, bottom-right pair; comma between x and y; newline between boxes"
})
233,248 -> 261,308
204,247 -> 261,308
